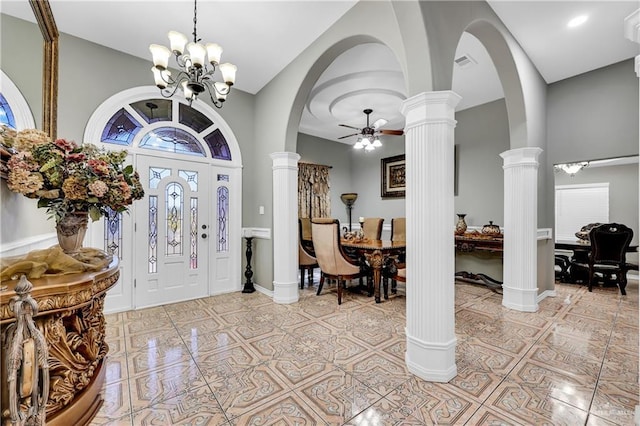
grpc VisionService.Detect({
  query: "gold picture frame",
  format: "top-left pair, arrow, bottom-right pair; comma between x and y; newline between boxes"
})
381,154 -> 405,198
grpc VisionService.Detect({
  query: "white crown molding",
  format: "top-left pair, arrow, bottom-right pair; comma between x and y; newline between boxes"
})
624,9 -> 640,44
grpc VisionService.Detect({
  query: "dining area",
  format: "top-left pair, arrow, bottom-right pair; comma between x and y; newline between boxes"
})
554,222 -> 637,295
298,216 -> 406,304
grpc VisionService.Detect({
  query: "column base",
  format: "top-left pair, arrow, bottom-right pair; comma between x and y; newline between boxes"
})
273,280 -> 299,304
502,285 -> 539,312
405,334 -> 457,382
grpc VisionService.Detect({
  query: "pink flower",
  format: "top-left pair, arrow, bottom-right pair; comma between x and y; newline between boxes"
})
87,159 -> 110,175
54,138 -> 78,152
67,152 -> 86,162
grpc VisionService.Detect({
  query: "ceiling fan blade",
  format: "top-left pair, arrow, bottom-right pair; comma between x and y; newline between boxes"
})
338,133 -> 359,139
372,118 -> 388,129
338,124 -> 361,130
380,129 -> 404,136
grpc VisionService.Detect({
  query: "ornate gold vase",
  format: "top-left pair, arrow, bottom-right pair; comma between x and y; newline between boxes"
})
56,211 -> 89,255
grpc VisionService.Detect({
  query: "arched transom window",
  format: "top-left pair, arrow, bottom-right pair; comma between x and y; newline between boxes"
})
100,98 -> 231,160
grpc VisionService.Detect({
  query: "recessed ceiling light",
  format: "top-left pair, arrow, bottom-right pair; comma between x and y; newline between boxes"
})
567,15 -> 588,28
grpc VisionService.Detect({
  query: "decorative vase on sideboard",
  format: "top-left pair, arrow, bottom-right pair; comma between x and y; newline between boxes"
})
56,211 -> 89,255
455,214 -> 468,235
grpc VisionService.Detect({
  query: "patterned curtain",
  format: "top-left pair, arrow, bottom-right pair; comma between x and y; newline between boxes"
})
298,163 -> 331,218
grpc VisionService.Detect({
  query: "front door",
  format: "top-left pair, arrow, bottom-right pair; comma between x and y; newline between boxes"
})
134,155 -> 210,308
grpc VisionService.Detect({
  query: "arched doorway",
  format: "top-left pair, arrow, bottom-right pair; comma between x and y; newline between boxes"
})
85,87 -> 243,312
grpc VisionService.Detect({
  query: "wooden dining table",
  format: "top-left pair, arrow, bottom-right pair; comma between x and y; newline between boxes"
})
341,239 -> 406,303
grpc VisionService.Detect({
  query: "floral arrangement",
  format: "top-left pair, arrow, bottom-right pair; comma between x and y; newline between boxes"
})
2,126 -> 144,222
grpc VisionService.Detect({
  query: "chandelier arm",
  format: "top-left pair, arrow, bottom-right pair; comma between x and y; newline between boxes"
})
200,79 -> 223,108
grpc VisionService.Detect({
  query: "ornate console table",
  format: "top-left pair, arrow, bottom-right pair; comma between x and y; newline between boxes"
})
455,232 -> 503,290
0,257 -> 119,426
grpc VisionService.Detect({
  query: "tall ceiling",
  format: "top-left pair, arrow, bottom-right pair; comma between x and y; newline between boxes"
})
2,1 -> 638,145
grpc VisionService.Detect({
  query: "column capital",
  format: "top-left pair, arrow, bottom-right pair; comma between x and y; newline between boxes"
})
270,152 -> 300,168
400,91 -> 461,129
500,147 -> 543,168
624,9 -> 640,44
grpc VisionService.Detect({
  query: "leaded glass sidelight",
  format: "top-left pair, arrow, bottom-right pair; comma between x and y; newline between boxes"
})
104,208 -> 123,257
149,167 -> 171,189
166,182 -> 184,256
101,108 -> 142,146
217,186 -> 229,252
149,196 -> 158,273
190,198 -> 198,269
179,170 -> 198,192
217,174 -> 229,182
0,93 -> 16,128
140,127 -> 206,156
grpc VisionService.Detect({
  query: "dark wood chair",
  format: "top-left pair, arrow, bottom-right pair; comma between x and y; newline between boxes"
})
572,223 -> 634,295
298,218 -> 318,289
311,218 -> 366,304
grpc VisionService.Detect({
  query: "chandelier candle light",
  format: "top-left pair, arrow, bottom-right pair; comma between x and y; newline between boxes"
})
149,0 -> 237,108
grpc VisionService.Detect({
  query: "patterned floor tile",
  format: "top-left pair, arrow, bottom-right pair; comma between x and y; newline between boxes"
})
485,378 -> 589,425
384,377 -> 480,425
294,368 -> 384,424
92,378 -> 132,424
193,342 -> 263,381
339,352 -> 413,396
126,343 -> 195,377
207,363 -> 290,420
229,392 -> 328,425
91,279 -> 637,426
463,405 -> 526,425
590,380 -> 639,426
130,384 -> 229,426
507,359 -> 596,410
129,361 -> 208,412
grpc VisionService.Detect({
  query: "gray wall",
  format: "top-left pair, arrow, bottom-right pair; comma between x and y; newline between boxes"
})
454,98 -> 510,228
546,59 -> 639,235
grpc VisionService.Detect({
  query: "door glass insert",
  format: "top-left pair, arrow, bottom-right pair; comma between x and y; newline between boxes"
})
149,167 -> 171,189
217,186 -> 229,252
149,195 -> 158,273
131,99 -> 172,124
166,182 -> 184,255
190,198 -> 198,269
179,170 -> 198,192
204,129 -> 232,160
101,108 -> 143,146
179,103 -> 213,132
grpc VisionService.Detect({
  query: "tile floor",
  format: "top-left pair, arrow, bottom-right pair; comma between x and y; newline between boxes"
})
92,277 -> 639,425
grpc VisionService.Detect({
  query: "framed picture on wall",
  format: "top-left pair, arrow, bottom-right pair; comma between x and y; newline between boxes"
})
381,154 -> 405,198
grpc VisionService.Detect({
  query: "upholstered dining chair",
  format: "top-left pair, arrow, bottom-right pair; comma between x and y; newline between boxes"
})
362,217 -> 384,240
572,223 -> 633,295
390,217 -> 406,242
311,218 -> 365,305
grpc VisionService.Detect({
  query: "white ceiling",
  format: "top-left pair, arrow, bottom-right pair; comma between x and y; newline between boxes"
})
2,1 -> 638,145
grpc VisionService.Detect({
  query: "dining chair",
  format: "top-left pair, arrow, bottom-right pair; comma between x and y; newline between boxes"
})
299,217 -> 314,254
298,220 -> 318,289
311,218 -> 365,304
572,223 -> 634,295
390,217 -> 406,242
362,217 -> 384,240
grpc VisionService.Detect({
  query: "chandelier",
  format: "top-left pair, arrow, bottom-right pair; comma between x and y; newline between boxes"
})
149,0 -> 237,108
554,161 -> 589,176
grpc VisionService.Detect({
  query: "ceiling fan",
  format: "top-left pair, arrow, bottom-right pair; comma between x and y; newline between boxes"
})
337,108 -> 404,150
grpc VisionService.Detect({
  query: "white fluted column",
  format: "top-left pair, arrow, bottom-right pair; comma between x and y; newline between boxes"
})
400,91 -> 461,382
500,148 -> 542,312
270,152 -> 300,304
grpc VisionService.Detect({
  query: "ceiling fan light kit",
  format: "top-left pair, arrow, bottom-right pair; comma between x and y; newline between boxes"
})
338,108 -> 403,151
